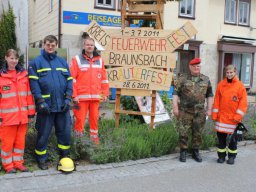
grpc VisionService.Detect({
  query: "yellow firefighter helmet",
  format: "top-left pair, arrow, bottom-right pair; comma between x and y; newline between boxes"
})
57,157 -> 75,173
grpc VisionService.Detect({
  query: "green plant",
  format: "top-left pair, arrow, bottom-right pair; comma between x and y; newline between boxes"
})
86,119 -> 179,164
159,91 -> 172,115
120,96 -> 144,122
0,2 -> 18,67
201,119 -> 217,150
241,103 -> 256,140
24,117 -> 217,167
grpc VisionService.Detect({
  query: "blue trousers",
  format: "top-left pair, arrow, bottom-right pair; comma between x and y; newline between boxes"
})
35,111 -> 71,162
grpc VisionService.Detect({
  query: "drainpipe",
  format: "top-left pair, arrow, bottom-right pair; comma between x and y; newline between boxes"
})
58,0 -> 62,47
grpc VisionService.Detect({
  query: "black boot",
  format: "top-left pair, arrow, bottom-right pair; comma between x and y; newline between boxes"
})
192,149 -> 202,162
227,157 -> 235,165
217,157 -> 225,163
179,149 -> 187,162
217,151 -> 226,164
38,161 -> 48,170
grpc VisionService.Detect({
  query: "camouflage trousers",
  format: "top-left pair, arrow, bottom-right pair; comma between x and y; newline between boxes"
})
177,110 -> 206,149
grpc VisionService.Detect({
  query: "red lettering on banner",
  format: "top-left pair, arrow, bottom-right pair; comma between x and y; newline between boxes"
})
110,38 -> 167,52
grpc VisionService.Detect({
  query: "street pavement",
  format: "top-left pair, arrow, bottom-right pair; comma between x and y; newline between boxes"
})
0,141 -> 255,192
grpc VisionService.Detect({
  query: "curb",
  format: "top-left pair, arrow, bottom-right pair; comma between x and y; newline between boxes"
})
0,140 -> 255,180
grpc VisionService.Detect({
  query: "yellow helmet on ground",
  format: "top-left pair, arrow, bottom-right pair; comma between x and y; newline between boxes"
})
57,157 -> 75,173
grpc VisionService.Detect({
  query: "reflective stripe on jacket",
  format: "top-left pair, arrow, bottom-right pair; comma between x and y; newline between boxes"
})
212,76 -> 247,134
0,69 -> 35,126
70,52 -> 109,101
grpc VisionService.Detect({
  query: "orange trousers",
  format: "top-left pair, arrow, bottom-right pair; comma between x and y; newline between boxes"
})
0,124 -> 27,171
73,100 -> 100,138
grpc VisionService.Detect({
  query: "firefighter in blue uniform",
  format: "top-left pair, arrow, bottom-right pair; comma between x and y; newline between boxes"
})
28,35 -> 73,170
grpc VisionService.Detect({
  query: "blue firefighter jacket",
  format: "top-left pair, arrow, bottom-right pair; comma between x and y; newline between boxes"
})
28,50 -> 73,112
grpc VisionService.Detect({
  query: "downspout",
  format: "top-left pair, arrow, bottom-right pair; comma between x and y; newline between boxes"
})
58,0 -> 62,47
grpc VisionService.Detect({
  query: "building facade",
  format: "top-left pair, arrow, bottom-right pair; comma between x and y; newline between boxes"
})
28,0 -> 256,92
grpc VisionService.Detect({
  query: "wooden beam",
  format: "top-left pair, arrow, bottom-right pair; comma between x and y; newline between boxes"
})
122,0 -> 127,29
121,89 -> 152,96
116,109 -> 155,116
125,14 -> 157,20
128,0 -> 166,2
128,4 -> 157,12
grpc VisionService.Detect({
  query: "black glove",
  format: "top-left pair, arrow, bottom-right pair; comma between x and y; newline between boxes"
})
72,101 -> 80,110
235,130 -> 243,142
62,98 -> 71,112
37,102 -> 50,114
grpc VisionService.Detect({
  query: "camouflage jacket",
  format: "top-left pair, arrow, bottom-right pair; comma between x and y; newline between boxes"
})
173,73 -> 213,113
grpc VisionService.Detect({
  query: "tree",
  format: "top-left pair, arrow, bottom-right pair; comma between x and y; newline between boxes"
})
0,2 -> 17,68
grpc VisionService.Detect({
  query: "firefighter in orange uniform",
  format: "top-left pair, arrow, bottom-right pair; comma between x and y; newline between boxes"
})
0,49 -> 35,173
70,37 -> 109,144
212,65 -> 247,165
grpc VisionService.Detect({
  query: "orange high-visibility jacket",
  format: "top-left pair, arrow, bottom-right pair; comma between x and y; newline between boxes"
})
212,76 -> 247,134
70,53 -> 109,101
0,70 -> 35,126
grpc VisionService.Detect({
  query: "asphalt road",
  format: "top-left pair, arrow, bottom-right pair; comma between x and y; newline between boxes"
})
51,144 -> 256,192
20,143 -> 255,192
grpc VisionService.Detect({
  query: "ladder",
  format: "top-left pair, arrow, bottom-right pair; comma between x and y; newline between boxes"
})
114,0 -> 167,128
121,0 -> 165,29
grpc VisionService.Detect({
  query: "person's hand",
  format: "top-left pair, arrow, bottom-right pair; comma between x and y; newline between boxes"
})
28,117 -> 33,123
73,97 -> 79,104
173,108 -> 179,117
206,109 -> 212,116
102,96 -> 108,102
62,99 -> 71,112
37,102 -> 50,114
232,119 -> 239,123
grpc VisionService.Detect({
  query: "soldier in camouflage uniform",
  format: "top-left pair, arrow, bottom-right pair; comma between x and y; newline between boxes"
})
172,58 -> 213,162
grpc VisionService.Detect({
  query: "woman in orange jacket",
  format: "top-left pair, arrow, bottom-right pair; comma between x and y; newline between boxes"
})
212,65 -> 247,165
0,49 -> 35,173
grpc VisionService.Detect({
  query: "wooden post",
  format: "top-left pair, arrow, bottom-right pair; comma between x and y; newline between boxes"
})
150,90 -> 157,128
115,88 -> 121,128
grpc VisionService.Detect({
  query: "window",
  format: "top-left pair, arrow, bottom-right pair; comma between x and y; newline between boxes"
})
224,53 -> 252,86
49,0 -> 53,13
225,0 -> 236,23
179,0 -> 195,18
225,0 -> 250,26
118,0 -> 122,10
95,0 -> 115,9
239,1 -> 250,25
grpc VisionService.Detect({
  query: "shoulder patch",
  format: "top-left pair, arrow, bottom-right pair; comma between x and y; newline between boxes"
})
2,86 -> 11,91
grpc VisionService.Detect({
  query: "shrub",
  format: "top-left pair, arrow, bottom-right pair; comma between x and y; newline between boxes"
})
0,3 -> 18,67
85,120 -> 179,164
24,117 -> 217,167
243,103 -> 256,140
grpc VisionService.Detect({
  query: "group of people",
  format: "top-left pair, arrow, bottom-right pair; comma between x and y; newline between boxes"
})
173,58 -> 247,165
0,35 -> 109,173
0,34 -> 248,174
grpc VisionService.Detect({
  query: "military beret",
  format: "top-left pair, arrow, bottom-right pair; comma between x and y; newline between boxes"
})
189,58 -> 201,65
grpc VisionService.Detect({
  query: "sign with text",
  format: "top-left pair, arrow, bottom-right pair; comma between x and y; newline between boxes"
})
102,51 -> 176,68
107,66 -> 173,90
105,28 -> 173,38
166,21 -> 197,52
84,20 -> 197,92
85,20 -> 111,47
106,36 -> 171,52
63,11 -> 121,27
